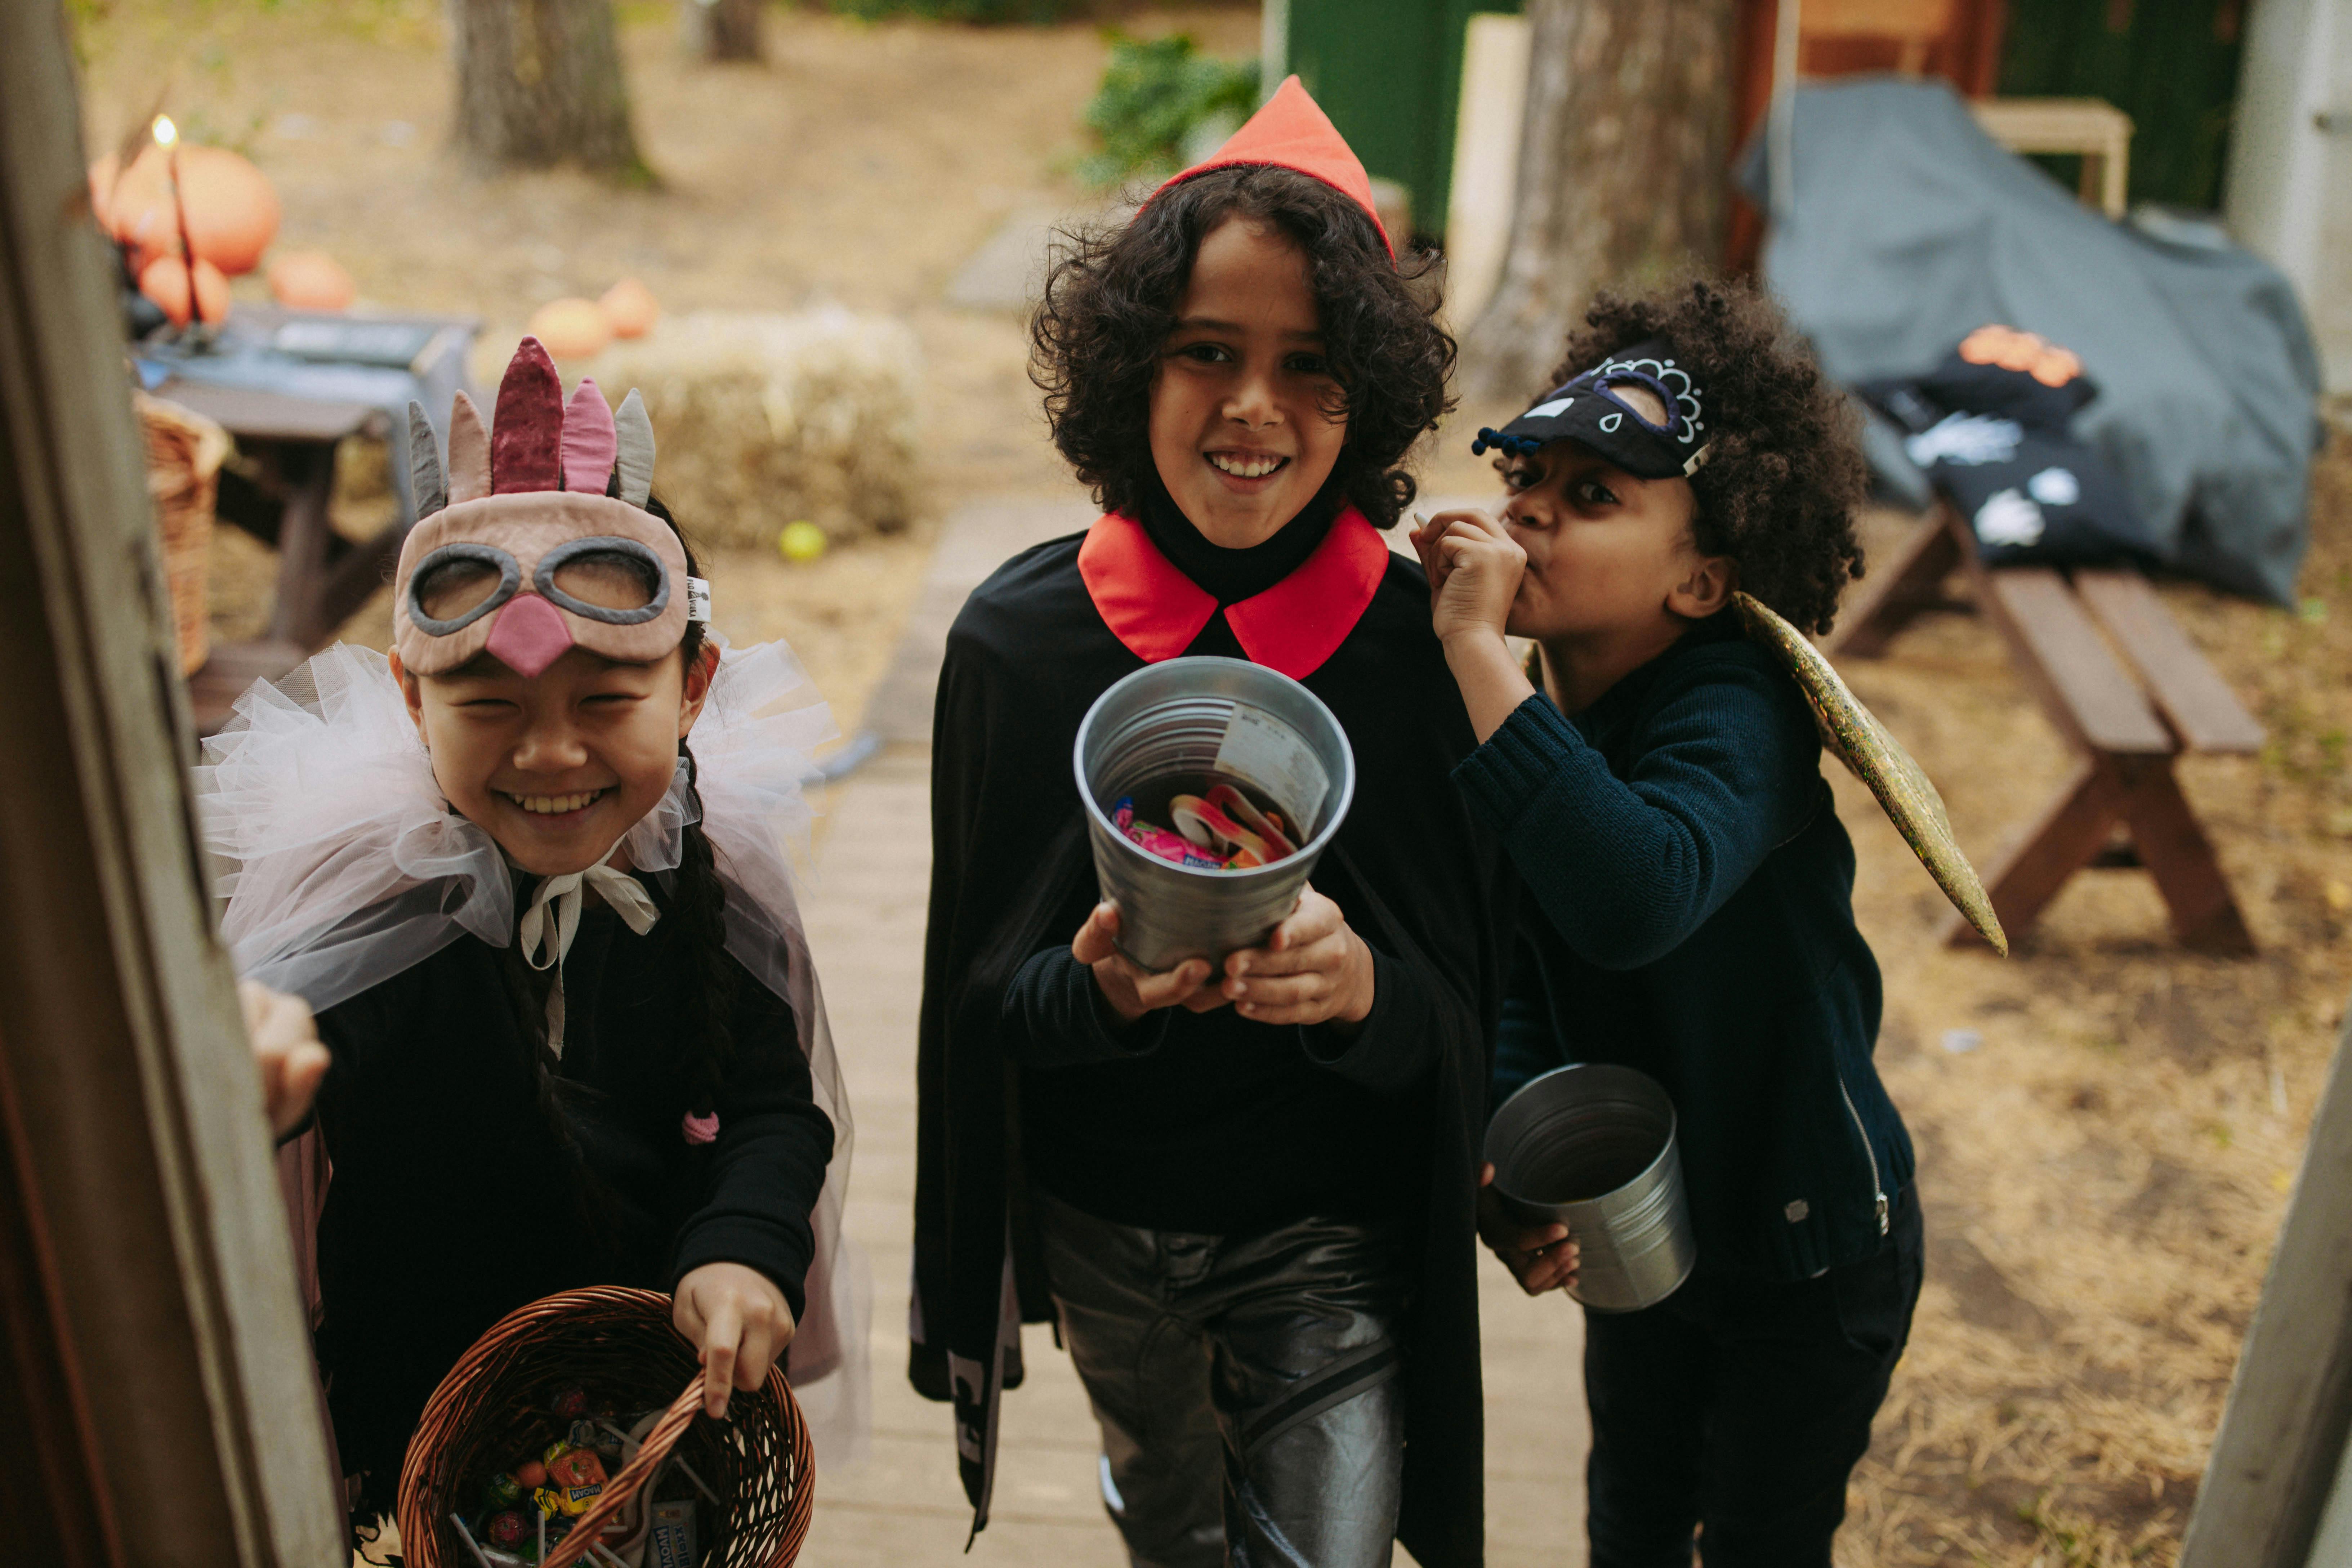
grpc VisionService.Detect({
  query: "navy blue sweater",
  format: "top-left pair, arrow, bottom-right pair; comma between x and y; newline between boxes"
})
1452,614 -> 1911,1281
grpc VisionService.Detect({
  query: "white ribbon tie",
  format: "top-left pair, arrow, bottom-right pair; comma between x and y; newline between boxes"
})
517,859 -> 662,1057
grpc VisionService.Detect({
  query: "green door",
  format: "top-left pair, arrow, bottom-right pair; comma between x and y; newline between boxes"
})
1278,0 -> 1522,243
1998,0 -> 2246,211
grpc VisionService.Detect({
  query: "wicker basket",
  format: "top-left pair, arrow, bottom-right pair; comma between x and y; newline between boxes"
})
397,1286 -> 813,1568
134,392 -> 231,678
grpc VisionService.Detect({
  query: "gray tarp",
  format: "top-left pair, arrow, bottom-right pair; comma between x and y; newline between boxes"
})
1743,77 -> 2323,603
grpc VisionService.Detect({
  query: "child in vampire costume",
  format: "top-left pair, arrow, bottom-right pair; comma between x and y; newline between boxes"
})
198,341 -> 866,1516
912,82 -> 1514,1568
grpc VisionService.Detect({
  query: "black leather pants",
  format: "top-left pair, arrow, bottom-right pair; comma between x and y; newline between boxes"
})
1035,1191 -> 1410,1568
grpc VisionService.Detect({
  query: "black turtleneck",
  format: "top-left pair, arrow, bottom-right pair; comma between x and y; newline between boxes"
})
1137,474 -> 1342,604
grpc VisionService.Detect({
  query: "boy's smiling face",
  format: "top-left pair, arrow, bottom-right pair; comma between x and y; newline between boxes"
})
390,641 -> 716,877
1496,414 -> 1725,642
1148,216 -> 1348,549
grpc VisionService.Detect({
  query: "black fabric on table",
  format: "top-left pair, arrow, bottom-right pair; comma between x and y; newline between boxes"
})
1856,348 -> 2163,569
912,506 -> 1516,1567
310,878 -> 833,1510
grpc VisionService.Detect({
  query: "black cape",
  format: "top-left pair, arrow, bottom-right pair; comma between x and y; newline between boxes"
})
311,887 -> 833,1509
910,524 -> 1514,1567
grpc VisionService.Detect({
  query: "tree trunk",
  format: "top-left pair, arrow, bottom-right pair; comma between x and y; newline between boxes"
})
1459,0 -> 1737,404
448,0 -> 644,175
680,0 -> 764,63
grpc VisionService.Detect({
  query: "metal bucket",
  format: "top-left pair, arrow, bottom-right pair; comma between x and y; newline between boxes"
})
1074,656 -> 1356,973
1483,1064 -> 1696,1312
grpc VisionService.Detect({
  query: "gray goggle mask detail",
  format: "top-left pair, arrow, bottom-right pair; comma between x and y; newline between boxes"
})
406,536 -> 706,638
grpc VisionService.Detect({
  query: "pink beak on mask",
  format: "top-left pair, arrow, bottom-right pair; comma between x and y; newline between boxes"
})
483,593 -> 575,679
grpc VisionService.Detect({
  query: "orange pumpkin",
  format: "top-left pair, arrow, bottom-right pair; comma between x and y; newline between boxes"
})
97,145 -> 178,256
176,146 -> 280,276
527,298 -> 611,361
599,278 -> 660,339
267,249 -> 357,312
139,254 -> 233,327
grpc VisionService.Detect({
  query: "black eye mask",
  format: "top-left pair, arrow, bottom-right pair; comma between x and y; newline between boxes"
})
1472,338 -> 1712,480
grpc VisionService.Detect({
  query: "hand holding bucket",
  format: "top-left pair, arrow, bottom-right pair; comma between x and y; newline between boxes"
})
1482,1064 -> 1697,1312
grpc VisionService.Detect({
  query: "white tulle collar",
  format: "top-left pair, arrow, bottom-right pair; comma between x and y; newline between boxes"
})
193,636 -> 870,1464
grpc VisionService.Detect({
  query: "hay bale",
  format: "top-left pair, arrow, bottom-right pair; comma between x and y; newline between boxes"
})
589,307 -> 923,550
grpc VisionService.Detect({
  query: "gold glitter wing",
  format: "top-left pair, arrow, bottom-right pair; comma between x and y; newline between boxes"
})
1732,592 -> 2008,956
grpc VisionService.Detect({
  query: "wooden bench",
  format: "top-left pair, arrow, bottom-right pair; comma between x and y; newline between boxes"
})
1827,503 -> 2261,953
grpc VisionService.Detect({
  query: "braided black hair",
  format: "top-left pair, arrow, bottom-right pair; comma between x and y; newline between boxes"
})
647,495 -> 737,1130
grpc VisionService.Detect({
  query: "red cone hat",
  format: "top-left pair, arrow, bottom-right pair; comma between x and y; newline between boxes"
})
1149,75 -> 1392,256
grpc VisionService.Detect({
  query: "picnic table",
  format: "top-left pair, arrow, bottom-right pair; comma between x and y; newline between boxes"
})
143,307 -> 476,731
1829,503 -> 2261,954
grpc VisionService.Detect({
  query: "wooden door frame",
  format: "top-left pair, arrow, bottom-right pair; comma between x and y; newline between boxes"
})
2182,997 -> 2352,1565
0,3 -> 343,1560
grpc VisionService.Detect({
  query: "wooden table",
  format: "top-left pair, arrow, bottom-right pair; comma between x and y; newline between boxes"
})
150,379 -> 390,732
1830,504 -> 2260,953
148,308 -> 475,732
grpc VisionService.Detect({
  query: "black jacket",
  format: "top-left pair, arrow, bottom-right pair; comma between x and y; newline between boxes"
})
1455,615 -> 1909,1279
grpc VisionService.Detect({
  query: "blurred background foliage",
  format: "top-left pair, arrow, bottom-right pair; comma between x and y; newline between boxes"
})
1078,29 -> 1255,188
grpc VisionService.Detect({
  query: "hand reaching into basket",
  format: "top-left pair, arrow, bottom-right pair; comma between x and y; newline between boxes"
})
1477,1163 -> 1579,1296
243,980 -> 330,1139
674,1261 -> 796,1419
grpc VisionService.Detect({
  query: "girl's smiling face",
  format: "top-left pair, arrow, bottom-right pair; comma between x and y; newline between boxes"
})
1148,216 -> 1348,548
1494,426 -> 1720,642
390,641 -> 717,876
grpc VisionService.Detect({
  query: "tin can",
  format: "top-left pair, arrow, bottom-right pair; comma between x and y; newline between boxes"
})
1483,1063 -> 1697,1312
1073,656 -> 1356,972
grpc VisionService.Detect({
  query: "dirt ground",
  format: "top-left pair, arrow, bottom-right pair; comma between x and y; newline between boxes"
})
76,3 -> 2352,1562
81,0 -> 1259,724
1823,441 -> 2352,1566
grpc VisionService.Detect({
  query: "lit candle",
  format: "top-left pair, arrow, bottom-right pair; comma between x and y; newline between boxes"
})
152,114 -> 205,328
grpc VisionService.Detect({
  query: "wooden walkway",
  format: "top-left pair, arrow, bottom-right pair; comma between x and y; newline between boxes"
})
792,500 -> 1590,1566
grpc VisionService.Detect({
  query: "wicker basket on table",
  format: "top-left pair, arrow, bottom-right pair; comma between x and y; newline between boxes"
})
397,1286 -> 813,1568
133,391 -> 231,678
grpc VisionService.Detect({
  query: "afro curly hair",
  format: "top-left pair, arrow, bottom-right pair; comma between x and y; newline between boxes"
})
1544,278 -> 1868,634
1031,163 -> 1454,530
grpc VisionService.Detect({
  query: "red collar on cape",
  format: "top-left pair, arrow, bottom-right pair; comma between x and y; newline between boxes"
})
1076,505 -> 1391,681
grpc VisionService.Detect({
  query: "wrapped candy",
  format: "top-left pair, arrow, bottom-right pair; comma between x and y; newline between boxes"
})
549,1448 -> 606,1491
1169,794 -> 1275,867
1113,796 -> 1230,869
486,1511 -> 530,1549
484,1471 -> 524,1510
1112,784 -> 1299,872
551,1386 -> 590,1420
529,1446 -> 606,1516
1207,783 -> 1295,857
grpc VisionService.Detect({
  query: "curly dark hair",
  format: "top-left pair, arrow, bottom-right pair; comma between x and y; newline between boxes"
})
1548,278 -> 1868,634
1031,164 -> 1454,529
